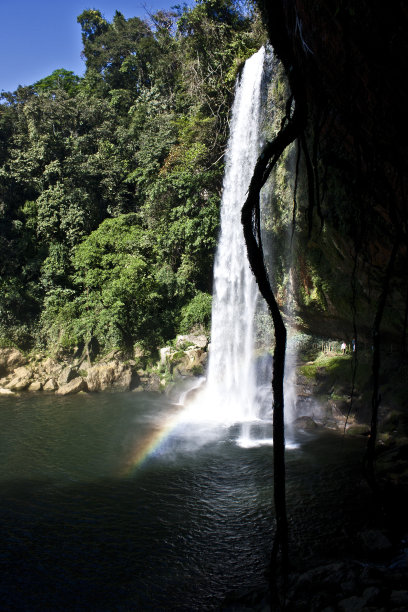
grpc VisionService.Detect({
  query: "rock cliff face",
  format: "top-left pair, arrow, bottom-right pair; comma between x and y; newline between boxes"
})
258,0 -> 408,343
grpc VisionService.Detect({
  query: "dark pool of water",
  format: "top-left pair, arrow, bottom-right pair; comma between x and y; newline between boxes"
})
0,391 -> 368,610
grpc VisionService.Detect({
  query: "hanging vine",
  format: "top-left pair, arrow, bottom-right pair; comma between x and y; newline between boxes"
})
241,92 -> 306,607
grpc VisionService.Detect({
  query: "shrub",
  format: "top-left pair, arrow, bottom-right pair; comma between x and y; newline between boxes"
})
179,292 -> 212,333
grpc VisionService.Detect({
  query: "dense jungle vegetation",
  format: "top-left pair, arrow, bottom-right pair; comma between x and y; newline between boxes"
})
0,0 -> 265,356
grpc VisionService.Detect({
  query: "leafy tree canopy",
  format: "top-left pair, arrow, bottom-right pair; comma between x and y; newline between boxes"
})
0,0 -> 265,354
34,69 -> 82,97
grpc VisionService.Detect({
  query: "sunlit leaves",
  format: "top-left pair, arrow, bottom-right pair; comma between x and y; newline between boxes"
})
68,214 -> 163,349
78,9 -> 156,92
36,183 -> 96,247
0,0 -> 265,351
34,69 -> 81,97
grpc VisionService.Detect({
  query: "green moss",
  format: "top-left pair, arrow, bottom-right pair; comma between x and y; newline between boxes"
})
0,337 -> 17,349
191,364 -> 204,376
299,351 -> 372,396
330,393 -> 345,401
299,363 -> 318,378
300,352 -> 350,377
346,424 -> 370,436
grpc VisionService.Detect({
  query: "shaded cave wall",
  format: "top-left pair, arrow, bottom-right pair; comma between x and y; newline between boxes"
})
257,0 -> 408,345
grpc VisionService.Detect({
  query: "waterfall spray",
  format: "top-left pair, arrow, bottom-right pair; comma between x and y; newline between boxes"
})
180,47 -> 298,444
205,47 -> 265,423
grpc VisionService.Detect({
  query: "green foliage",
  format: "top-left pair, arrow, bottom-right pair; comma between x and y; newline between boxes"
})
36,183 -> 97,246
69,215 -> 162,350
299,352 -> 351,379
0,0 -> 265,354
34,69 -> 81,96
77,9 -> 109,44
77,9 -> 156,92
179,291 -> 212,333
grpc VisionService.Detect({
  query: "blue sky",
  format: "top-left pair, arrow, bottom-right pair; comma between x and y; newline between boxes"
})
1,0 -> 188,93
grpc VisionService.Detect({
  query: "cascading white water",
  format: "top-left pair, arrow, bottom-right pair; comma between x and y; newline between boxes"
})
205,47 -> 265,423
180,47 -> 298,447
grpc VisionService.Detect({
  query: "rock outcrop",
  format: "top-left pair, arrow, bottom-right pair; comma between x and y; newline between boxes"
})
175,334 -> 208,349
43,378 -> 58,391
159,334 -> 209,380
5,366 -> 32,391
56,377 -> 87,396
57,366 -> 76,387
0,348 -> 26,377
86,360 -> 138,392
256,0 -> 408,343
0,333 -> 209,396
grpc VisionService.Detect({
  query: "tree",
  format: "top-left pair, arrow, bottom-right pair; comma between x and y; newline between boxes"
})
77,9 -> 109,44
68,214 -> 162,351
34,69 -> 81,97
77,9 -> 156,92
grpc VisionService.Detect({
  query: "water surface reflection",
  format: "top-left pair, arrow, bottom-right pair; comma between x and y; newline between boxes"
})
0,392 -> 367,610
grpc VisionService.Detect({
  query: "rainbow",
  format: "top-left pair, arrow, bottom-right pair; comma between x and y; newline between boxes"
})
118,406 -> 185,477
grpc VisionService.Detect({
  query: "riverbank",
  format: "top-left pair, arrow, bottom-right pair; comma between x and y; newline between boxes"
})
0,333 -> 208,397
2,334 -> 408,503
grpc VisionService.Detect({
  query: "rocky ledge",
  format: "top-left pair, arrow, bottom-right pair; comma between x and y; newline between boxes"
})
0,334 -> 208,396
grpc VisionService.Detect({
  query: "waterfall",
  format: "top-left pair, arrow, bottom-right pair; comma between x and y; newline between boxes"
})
180,47 -> 298,445
205,47 -> 265,423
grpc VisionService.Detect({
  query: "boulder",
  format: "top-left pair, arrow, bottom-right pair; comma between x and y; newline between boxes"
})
170,347 -> 207,377
86,363 -> 116,392
57,365 -> 76,387
86,361 -> 138,392
141,373 -> 161,392
0,348 -> 26,376
357,529 -> 392,556
175,334 -> 208,349
28,381 -> 42,392
56,377 -> 87,396
13,366 -> 31,378
112,365 -> 134,391
5,366 -> 32,391
40,358 -> 63,377
160,347 -> 172,365
293,415 -> 319,430
6,377 -> 31,391
43,378 -> 58,391
0,388 -> 15,395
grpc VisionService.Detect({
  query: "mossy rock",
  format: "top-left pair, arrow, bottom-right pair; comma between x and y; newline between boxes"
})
293,416 -> 319,430
346,424 -> 370,436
